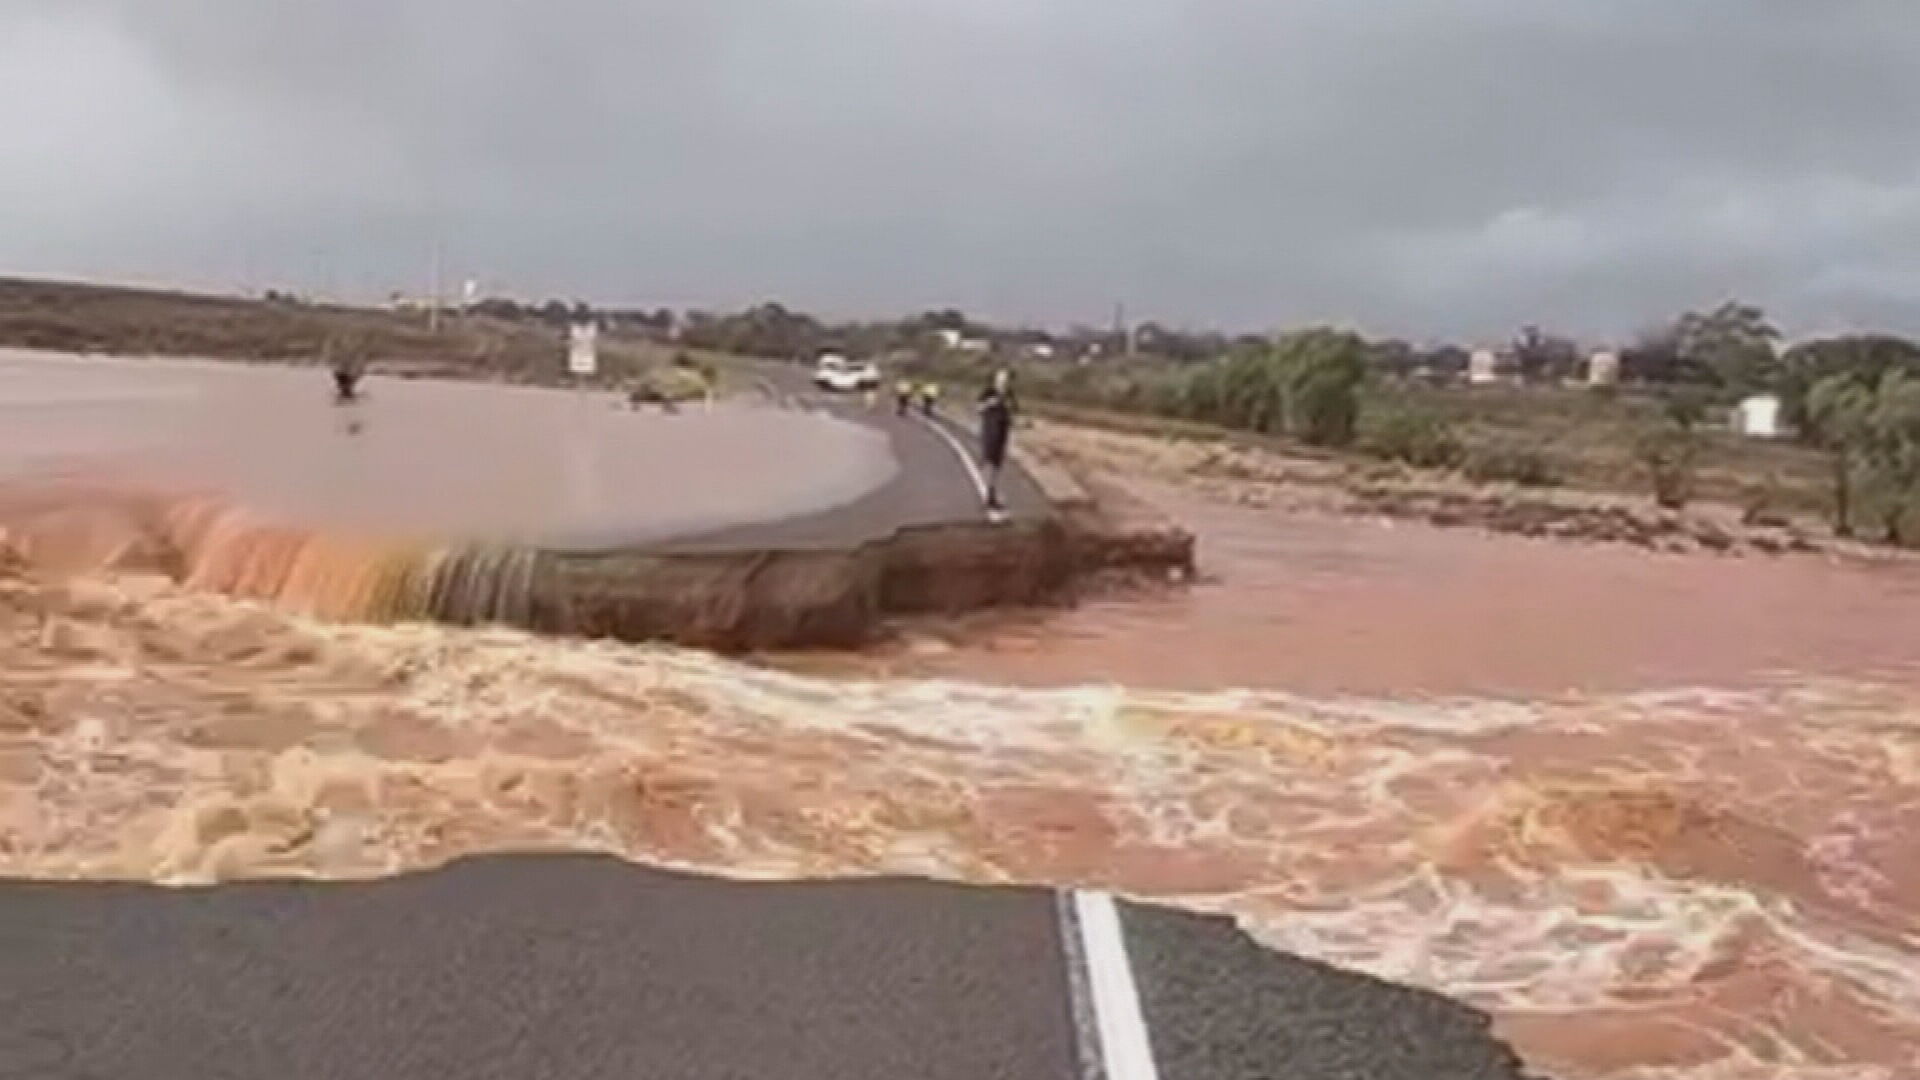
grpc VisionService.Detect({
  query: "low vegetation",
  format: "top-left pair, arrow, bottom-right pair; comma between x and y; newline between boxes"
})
626,354 -> 716,408
1360,406 -> 1464,469
0,277 -> 700,388
1804,370 -> 1920,543
1462,442 -> 1560,488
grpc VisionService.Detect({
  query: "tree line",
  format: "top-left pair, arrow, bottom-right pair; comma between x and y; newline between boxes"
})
459,291 -> 1920,543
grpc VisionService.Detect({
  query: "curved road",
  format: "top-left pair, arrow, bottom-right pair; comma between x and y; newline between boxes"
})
660,362 -> 1046,552
0,361 -> 1532,1080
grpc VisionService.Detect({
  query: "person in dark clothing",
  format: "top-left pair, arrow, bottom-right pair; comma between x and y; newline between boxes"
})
331,366 -> 361,402
976,368 -> 1017,512
330,349 -> 366,404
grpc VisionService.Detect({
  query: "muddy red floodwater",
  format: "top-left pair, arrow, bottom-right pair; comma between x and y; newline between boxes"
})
3,354 -> 1918,1080
841,480 -> 1920,698
0,349 -> 894,549
785,477 -> 1920,1080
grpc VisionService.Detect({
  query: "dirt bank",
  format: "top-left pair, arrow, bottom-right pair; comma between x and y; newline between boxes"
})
1027,419 -> 1873,559
0,476 -> 1194,651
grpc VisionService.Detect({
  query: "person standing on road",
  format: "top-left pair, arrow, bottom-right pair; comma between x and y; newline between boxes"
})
977,368 -> 1017,512
329,337 -> 366,403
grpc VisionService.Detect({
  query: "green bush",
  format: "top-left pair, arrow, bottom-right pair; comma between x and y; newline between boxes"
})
1463,442 -> 1560,487
1362,408 -> 1464,468
627,365 -> 711,406
1739,473 -> 1791,527
1167,328 -> 1369,446
1633,422 -> 1700,509
1278,329 -> 1369,447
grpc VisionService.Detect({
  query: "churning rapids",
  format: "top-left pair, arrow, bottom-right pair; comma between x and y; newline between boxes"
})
3,352 -> 1919,1080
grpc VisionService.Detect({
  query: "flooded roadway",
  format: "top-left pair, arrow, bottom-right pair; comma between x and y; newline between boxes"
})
3,352 -> 1919,1079
0,348 -> 896,550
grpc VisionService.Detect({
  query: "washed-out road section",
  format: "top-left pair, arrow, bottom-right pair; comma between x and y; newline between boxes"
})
0,349 -> 1525,1079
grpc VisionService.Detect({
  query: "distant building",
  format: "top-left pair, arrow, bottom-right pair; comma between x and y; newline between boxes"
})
1734,394 -> 1783,438
933,328 -> 964,350
956,337 -> 991,355
1468,348 -> 1502,385
1024,342 -> 1057,360
1586,350 -> 1621,387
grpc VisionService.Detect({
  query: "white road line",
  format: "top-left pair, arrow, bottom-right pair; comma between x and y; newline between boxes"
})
912,411 -> 992,508
1071,890 -> 1162,1080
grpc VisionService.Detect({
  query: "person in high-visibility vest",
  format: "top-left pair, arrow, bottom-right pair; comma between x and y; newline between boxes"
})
894,379 -> 915,416
919,381 -> 941,417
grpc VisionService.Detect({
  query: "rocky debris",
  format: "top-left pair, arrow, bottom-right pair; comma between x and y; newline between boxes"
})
1060,473 -> 1197,578
1343,484 -> 1822,556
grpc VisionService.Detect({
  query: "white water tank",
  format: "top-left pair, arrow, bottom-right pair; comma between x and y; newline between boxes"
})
1735,394 -> 1782,438
1587,350 -> 1621,387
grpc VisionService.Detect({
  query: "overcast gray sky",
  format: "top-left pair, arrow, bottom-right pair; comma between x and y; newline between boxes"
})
2,0 -> 1916,340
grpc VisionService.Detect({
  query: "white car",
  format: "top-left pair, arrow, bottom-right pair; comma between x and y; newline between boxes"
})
812,353 -> 880,393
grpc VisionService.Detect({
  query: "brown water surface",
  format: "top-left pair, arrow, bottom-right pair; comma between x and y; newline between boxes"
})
0,348 -> 895,549
847,481 -> 1920,698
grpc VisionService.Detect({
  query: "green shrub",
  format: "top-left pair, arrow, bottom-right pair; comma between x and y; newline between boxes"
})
1634,422 -> 1700,509
1169,328 -> 1369,446
1739,473 -> 1791,526
627,365 -> 710,406
1463,442 -> 1560,487
1363,408 -> 1464,468
1278,329 -> 1369,447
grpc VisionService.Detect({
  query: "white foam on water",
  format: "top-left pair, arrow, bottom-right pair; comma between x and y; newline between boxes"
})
4,566 -> 1919,1079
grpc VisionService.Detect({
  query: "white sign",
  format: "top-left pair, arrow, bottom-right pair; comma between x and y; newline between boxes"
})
568,321 -> 599,377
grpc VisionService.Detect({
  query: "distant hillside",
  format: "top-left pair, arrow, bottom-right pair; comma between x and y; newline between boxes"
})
0,277 -> 636,384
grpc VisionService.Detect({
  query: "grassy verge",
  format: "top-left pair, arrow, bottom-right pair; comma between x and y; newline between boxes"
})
1368,383 -> 1831,515
901,350 -> 1834,522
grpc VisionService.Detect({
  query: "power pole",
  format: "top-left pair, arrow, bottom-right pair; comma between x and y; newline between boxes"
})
428,239 -> 443,334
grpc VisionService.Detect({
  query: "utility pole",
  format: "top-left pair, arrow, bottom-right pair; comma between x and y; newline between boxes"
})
428,239 -> 443,334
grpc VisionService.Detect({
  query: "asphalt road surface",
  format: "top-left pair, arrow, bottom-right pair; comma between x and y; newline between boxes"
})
665,363 -> 1045,552
0,857 -> 1531,1080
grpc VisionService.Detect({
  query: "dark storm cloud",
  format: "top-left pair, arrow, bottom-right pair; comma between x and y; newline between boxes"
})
2,0 -> 1916,339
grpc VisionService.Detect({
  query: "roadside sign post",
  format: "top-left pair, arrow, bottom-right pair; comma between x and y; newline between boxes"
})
568,321 -> 599,380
